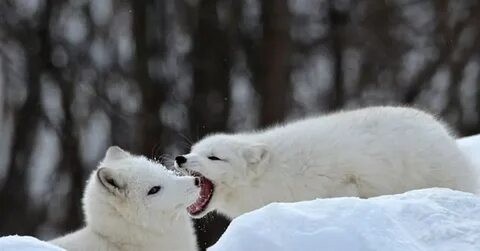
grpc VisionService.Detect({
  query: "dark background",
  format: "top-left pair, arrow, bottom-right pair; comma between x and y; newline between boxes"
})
0,0 -> 479,249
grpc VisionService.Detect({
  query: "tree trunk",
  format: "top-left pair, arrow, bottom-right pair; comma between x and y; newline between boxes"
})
132,0 -> 166,156
0,23 -> 46,237
189,0 -> 233,249
255,0 -> 291,126
56,83 -> 85,232
326,0 -> 345,110
43,0 -> 85,232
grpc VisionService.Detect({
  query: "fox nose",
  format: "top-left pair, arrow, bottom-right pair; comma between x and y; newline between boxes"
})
194,177 -> 201,187
175,156 -> 187,166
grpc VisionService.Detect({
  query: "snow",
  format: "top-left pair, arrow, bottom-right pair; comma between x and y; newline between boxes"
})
210,188 -> 480,251
1,135 -> 479,250
0,235 -> 64,251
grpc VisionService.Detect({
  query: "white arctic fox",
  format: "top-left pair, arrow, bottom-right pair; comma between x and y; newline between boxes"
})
51,146 -> 200,251
175,106 -> 478,219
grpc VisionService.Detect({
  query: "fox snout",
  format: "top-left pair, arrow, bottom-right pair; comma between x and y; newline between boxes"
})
175,156 -> 187,167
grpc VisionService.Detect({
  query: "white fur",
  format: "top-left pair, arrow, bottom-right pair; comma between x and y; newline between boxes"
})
51,146 -> 199,251
178,106 -> 478,218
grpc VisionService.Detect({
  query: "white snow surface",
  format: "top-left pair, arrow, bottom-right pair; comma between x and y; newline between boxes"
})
1,135 -> 479,251
0,235 -> 64,251
210,188 -> 480,251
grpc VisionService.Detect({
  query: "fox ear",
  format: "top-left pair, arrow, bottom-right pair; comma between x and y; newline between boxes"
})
97,167 -> 126,196
243,144 -> 269,167
104,146 -> 130,161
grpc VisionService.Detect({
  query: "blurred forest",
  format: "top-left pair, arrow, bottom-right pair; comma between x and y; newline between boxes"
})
0,0 -> 479,249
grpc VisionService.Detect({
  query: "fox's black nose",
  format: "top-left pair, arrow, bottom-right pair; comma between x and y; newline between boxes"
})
175,156 -> 187,166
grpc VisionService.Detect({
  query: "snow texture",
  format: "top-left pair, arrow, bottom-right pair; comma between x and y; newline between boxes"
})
0,235 -> 65,251
210,188 -> 480,251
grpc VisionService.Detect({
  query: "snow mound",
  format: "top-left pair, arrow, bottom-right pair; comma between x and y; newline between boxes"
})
0,235 -> 65,251
210,188 -> 480,251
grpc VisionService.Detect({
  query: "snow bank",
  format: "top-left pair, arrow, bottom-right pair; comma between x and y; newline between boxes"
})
0,235 -> 64,251
210,188 -> 480,251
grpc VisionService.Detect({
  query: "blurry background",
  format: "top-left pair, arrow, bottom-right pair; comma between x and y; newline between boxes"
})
0,0 -> 479,249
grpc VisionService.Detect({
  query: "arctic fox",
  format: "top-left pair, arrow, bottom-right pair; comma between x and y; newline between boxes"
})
175,106 -> 478,219
51,146 -> 199,251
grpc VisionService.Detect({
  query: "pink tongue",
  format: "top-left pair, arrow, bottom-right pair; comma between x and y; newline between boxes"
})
188,177 -> 214,214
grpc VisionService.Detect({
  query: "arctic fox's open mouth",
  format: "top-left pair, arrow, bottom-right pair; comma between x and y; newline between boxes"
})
187,172 -> 214,216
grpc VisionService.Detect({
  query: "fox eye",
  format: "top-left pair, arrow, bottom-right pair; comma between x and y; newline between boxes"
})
208,156 -> 221,161
147,186 -> 161,195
